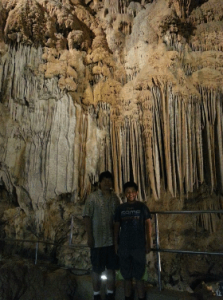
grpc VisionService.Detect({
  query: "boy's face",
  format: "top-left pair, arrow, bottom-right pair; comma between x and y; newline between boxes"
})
125,187 -> 138,202
100,177 -> 113,192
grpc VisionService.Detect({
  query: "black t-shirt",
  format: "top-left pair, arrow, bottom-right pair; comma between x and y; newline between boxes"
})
114,201 -> 152,250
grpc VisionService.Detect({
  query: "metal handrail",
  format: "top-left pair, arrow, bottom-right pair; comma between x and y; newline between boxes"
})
152,248 -> 223,256
0,237 -> 89,265
150,210 -> 223,291
0,237 -> 88,248
151,210 -> 223,214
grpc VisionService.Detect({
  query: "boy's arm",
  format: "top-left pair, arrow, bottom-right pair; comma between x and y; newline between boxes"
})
114,221 -> 120,254
145,218 -> 152,253
84,216 -> 94,248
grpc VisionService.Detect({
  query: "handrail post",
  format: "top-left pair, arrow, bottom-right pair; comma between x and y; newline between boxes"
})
69,215 -> 74,246
35,242 -> 39,265
155,213 -> 162,291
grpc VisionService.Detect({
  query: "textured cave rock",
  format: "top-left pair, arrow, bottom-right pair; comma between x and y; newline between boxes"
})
0,259 -> 77,300
0,0 -> 223,293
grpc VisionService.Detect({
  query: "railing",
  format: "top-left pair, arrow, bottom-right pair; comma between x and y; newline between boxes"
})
1,210 -> 223,291
0,237 -> 89,266
151,210 -> 223,291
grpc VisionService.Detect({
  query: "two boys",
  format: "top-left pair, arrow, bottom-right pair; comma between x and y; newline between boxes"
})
83,172 -> 152,300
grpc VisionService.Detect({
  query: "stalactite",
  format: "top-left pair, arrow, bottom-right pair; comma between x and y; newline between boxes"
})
117,124 -> 123,193
195,102 -> 204,186
170,93 -> 177,197
191,103 -> 198,189
162,84 -> 174,197
187,103 -> 193,192
111,121 -> 119,193
175,97 -> 183,194
130,121 -> 137,195
110,114 -> 147,200
121,123 -> 127,183
140,91 -> 159,201
152,86 -> 163,199
153,118 -> 161,199
134,76 -> 223,200
105,136 -> 112,172
77,112 -> 88,200
176,0 -> 192,18
126,120 -> 130,182
181,101 -> 186,194
202,87 -> 216,192
131,120 -> 145,199
216,94 -> 223,191
137,122 -> 147,201
197,198 -> 221,233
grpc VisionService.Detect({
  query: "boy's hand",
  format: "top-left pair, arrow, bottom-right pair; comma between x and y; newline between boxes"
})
87,235 -> 94,248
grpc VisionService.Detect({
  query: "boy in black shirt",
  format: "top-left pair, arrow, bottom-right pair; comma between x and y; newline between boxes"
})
114,182 -> 152,300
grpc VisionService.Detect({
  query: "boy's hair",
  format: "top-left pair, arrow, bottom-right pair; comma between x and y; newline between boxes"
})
123,181 -> 138,192
99,171 -> 113,182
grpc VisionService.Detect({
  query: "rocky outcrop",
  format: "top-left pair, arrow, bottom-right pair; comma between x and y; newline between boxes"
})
0,259 -> 77,300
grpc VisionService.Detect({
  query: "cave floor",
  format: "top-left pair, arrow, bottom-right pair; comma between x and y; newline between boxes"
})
73,274 -> 205,300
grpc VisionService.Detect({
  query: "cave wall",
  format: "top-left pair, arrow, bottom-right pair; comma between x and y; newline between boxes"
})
0,0 -> 223,291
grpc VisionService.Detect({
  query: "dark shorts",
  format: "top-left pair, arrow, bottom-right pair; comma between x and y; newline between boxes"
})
118,247 -> 146,280
91,245 -> 119,274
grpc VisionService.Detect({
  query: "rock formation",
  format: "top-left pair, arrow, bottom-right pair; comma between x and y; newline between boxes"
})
0,0 -> 223,294
0,258 -> 77,300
